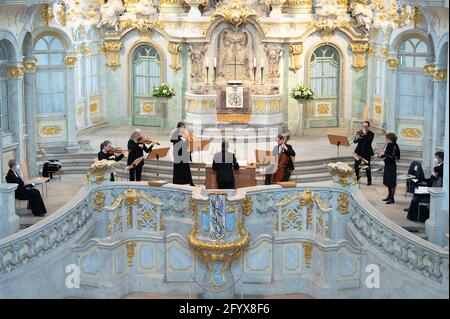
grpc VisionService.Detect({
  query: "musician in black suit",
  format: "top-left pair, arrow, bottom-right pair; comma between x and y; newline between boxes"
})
127,129 -> 154,181
5,159 -> 47,217
170,122 -> 194,186
353,121 -> 375,185
97,140 -> 125,181
213,139 -> 240,189
264,134 -> 296,185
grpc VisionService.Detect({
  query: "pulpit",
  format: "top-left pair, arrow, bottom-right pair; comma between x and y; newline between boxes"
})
205,164 -> 257,189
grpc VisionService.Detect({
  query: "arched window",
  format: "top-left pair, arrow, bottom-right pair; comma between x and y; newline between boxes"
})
131,44 -> 162,126
397,37 -> 427,116
87,29 -> 100,95
34,35 -> 66,113
309,45 -> 341,127
0,41 -> 8,131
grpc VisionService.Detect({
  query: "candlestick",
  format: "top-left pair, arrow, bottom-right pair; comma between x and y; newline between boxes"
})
206,57 -> 210,68
260,66 -> 264,85
213,66 -> 217,84
253,66 -> 257,85
206,66 -> 209,85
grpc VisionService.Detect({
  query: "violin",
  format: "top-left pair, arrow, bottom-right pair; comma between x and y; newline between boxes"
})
138,136 -> 160,145
272,135 -> 291,183
107,147 -> 123,155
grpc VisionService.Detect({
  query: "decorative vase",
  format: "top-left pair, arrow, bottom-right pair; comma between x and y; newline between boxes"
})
266,0 -> 286,19
295,99 -> 307,136
185,0 -> 205,18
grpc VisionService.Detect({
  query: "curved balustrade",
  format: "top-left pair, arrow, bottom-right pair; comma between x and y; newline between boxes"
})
0,179 -> 447,298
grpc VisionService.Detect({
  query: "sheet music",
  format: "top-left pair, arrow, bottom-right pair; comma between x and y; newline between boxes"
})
414,186 -> 429,194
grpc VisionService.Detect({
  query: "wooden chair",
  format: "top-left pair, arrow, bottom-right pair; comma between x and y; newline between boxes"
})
3,176 -> 31,213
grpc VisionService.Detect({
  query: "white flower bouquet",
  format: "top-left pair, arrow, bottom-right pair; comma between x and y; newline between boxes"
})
290,84 -> 314,100
152,83 -> 175,98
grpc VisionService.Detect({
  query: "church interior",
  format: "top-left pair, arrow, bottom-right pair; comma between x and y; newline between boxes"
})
0,0 -> 448,300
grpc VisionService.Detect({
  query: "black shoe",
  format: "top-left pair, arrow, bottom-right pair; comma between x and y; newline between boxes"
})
403,208 -> 409,212
386,199 -> 395,204
367,182 -> 372,186
382,198 -> 389,201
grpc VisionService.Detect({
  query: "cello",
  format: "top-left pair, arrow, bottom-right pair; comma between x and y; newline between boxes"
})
272,135 -> 291,183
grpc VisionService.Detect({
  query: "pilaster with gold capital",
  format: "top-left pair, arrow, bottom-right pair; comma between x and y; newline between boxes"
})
168,43 -> 183,71
288,44 -> 303,72
101,41 -> 124,70
7,65 -> 24,79
349,43 -> 370,69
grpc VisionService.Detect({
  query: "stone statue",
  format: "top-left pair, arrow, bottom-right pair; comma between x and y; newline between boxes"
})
97,0 -> 125,31
349,0 -> 374,30
264,44 -> 283,79
189,44 -> 208,79
204,0 -> 267,16
217,28 -> 254,80
314,0 -> 339,17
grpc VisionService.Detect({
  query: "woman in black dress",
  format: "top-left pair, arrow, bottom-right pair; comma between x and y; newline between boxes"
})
97,140 -> 125,181
127,129 -> 154,181
170,122 -> 194,186
380,133 -> 401,204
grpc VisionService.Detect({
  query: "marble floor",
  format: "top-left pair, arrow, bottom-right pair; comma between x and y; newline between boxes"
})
77,125 -> 387,163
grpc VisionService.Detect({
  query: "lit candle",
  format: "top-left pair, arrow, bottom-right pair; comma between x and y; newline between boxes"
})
206,57 -> 209,68
214,57 -> 217,68
261,58 -> 264,68
253,57 -> 257,68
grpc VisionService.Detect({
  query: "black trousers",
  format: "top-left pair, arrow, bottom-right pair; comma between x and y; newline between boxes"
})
407,194 -> 430,222
16,188 -> 47,216
129,163 -> 143,181
354,158 -> 371,183
217,180 -> 235,189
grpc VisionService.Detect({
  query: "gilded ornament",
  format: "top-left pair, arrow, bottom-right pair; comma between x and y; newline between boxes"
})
317,103 -> 330,114
337,193 -> 349,214
242,196 -> 252,216
326,162 -> 357,187
367,45 -> 375,56
89,102 -> 98,113
168,43 -> 183,71
288,44 -> 303,72
56,2 -> 67,26
374,104 -> 382,115
142,102 -> 154,114
22,59 -> 38,73
40,125 -> 62,136
212,0 -> 258,30
101,41 -> 124,70
93,191 -> 105,212
386,58 -> 399,70
42,4 -> 54,26
64,56 -> 78,68
82,44 -> 91,56
381,48 -> 390,60
349,43 -> 370,69
87,159 -> 116,184
303,243 -> 313,269
7,66 -> 24,79
423,63 -> 436,76
126,241 -> 136,267
434,69 -> 447,81
401,128 -> 422,139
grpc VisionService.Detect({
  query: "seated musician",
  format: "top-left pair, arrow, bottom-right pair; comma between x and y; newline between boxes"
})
212,139 -> 240,189
264,134 -> 296,185
97,140 -> 126,181
5,159 -> 47,217
405,152 -> 444,222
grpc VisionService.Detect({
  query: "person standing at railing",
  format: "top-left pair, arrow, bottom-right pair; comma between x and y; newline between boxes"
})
213,139 -> 240,189
97,140 -> 126,181
170,121 -> 195,186
379,133 -> 401,204
127,129 -> 154,181
5,159 -> 47,217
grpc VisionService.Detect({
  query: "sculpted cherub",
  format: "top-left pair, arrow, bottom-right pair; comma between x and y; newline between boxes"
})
97,0 -> 125,31
189,44 -> 208,79
349,0 -> 374,30
264,44 -> 283,78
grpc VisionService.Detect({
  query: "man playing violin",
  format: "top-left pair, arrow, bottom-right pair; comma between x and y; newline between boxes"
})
353,121 -> 374,185
98,140 -> 126,181
265,134 -> 296,185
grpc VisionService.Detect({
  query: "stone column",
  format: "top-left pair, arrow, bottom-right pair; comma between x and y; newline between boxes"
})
385,58 -> 399,132
442,62 -> 449,212
0,183 -> 19,238
431,68 -> 447,159
23,58 -> 39,176
422,62 -> 435,176
425,188 -> 448,247
64,55 -> 80,153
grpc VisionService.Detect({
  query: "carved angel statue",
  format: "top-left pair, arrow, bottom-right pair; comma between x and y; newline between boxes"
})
97,0 -> 125,31
349,0 -> 374,30
264,44 -> 283,78
189,44 -> 208,79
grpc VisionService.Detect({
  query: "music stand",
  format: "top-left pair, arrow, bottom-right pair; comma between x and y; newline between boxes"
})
327,134 -> 350,159
255,150 -> 274,183
148,147 -> 170,178
191,139 -> 211,185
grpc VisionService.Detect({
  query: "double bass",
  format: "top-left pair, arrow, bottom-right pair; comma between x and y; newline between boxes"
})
272,135 -> 291,183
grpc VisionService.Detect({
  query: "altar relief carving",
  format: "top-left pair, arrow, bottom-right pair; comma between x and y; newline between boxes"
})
264,44 -> 283,79
217,28 -> 254,82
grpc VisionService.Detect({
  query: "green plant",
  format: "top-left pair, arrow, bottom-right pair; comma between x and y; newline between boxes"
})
290,84 -> 314,100
152,83 -> 175,98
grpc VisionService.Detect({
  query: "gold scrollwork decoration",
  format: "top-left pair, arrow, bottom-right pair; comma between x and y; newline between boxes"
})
303,243 -> 313,269
101,41 -> 123,70
212,0 -> 258,30
326,162 -> 357,187
423,63 -> 436,76
168,43 -> 183,71
40,125 -> 63,137
434,69 -> 447,81
22,59 -> 38,73
242,196 -> 252,216
349,43 -> 370,69
401,128 -> 422,139
337,193 -> 349,214
93,191 -> 105,212
7,66 -> 24,79
42,4 -> 54,26
126,241 -> 136,267
288,44 -> 303,72
386,58 -> 399,70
